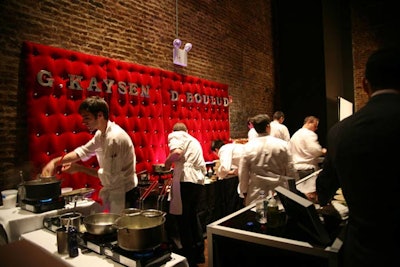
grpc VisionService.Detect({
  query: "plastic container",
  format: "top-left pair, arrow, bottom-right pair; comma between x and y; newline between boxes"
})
1,189 -> 18,209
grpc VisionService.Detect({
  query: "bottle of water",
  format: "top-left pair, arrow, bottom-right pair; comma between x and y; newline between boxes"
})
255,190 -> 267,224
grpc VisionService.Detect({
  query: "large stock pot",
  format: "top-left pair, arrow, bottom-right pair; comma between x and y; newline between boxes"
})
114,209 -> 166,251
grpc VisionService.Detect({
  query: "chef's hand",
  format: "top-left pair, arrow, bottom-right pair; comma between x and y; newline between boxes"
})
41,158 -> 57,177
305,191 -> 318,203
61,163 -> 80,174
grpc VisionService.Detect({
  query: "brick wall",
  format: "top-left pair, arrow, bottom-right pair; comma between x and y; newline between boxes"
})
1,0 -> 399,190
351,0 -> 400,110
0,0 -> 274,188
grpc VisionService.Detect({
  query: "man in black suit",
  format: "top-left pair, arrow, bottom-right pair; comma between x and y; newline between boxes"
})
316,47 -> 400,267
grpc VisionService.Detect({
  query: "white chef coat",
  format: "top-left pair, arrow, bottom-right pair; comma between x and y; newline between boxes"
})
289,127 -> 324,194
216,143 -> 244,179
74,121 -> 137,213
247,127 -> 258,141
238,134 -> 298,206
167,131 -> 206,215
289,127 -> 323,171
270,120 -> 290,141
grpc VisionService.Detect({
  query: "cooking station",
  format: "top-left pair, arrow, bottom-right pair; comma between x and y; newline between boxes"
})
42,215 -> 171,267
13,228 -> 189,267
81,232 -> 173,267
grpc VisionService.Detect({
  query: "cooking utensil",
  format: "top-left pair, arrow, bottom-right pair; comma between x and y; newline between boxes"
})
61,187 -> 95,197
59,212 -> 82,230
157,179 -> 171,210
141,209 -> 166,224
121,208 -> 142,216
139,180 -> 159,209
19,175 -> 61,200
83,213 -> 120,235
114,212 -> 166,251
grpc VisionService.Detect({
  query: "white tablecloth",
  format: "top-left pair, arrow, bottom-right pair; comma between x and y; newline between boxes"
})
0,200 -> 101,243
21,229 -> 189,267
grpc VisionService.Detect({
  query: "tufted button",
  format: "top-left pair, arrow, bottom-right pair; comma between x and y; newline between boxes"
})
36,133 -> 40,137
56,132 -> 59,136
45,113 -> 49,116
46,151 -> 50,155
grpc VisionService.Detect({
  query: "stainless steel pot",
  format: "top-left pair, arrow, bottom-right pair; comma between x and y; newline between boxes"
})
114,211 -> 166,251
59,212 -> 82,230
19,175 -> 61,200
121,208 -> 142,216
83,213 -> 120,235
140,209 -> 166,224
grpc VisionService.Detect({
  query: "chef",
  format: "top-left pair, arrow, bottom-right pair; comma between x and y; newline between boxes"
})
239,114 -> 298,206
163,122 -> 206,266
41,96 -> 138,214
211,139 -> 245,215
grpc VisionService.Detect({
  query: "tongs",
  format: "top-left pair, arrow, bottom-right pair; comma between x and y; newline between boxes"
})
139,179 -> 159,209
157,178 -> 172,211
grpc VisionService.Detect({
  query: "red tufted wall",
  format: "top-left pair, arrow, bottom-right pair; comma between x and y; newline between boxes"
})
22,41 -> 229,194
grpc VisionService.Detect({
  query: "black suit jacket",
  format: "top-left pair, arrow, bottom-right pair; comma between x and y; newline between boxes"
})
316,92 -> 400,267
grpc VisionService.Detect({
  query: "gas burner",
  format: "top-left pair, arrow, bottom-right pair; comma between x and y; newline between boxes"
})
20,197 -> 65,213
103,242 -> 171,267
79,232 -> 172,267
79,232 -> 118,255
82,232 -> 117,244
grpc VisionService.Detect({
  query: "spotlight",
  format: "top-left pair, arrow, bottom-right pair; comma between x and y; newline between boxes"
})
184,43 -> 192,52
173,39 -> 182,48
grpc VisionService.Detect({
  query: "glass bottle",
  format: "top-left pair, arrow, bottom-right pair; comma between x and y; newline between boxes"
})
68,225 -> 79,258
255,190 -> 267,224
267,190 -> 280,228
17,170 -> 24,207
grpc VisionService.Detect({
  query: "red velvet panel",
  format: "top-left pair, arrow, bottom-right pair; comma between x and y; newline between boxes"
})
22,41 -> 229,196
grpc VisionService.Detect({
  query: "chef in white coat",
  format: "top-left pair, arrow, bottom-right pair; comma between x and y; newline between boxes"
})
164,122 -> 206,266
239,114 -> 298,206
